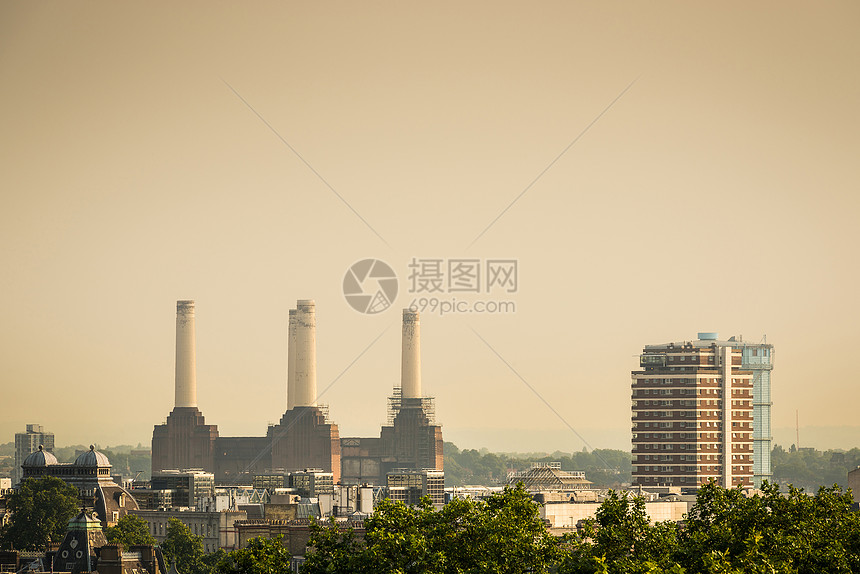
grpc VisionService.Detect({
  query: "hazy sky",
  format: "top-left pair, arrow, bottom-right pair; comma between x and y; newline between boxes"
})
2,2 -> 858,454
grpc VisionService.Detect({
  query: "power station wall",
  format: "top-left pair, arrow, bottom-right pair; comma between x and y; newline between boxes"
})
270,407 -> 341,483
341,437 -> 384,485
341,407 -> 443,485
153,410 -> 442,486
151,407 -> 218,474
388,405 -> 444,471
213,436 -> 271,484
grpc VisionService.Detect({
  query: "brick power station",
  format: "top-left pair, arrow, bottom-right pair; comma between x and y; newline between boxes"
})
151,300 -> 443,485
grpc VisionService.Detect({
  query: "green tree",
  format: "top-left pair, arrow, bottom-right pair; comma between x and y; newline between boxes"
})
212,535 -> 291,574
437,484 -> 559,573
557,482 -> 860,573
302,484 -> 558,574
558,490 -> 681,574
160,518 -> 206,574
680,481 -> 860,573
105,514 -> 157,547
0,476 -> 79,550
301,517 -> 365,573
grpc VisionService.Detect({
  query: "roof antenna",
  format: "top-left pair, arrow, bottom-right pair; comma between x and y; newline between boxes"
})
796,410 -> 800,450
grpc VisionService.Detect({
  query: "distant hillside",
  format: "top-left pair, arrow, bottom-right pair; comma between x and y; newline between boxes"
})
100,448 -> 152,481
443,443 -> 860,492
5,443 -> 153,481
772,445 -> 860,492
8,439 -> 854,492
443,442 -> 632,488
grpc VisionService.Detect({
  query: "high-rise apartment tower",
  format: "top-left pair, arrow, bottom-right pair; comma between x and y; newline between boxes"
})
13,424 -> 54,486
632,333 -> 773,489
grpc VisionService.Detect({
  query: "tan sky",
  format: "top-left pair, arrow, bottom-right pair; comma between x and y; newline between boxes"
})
1,1 -> 858,453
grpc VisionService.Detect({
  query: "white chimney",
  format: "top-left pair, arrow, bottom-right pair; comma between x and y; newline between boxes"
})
293,300 -> 317,406
174,300 -> 197,408
287,308 -> 297,410
401,309 -> 422,399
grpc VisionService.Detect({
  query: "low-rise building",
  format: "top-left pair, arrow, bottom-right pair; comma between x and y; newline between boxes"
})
235,518 -> 365,573
131,488 -> 176,510
533,490 -> 693,530
848,466 -> 860,504
0,478 -> 12,497
289,469 -> 334,498
252,471 -> 287,491
19,445 -> 139,527
508,462 -> 593,491
150,470 -> 215,508
445,485 -> 503,502
387,469 -> 444,507
130,509 -> 246,552
252,468 -> 334,498
318,484 -> 376,517
197,486 -> 269,513
0,510 -> 168,574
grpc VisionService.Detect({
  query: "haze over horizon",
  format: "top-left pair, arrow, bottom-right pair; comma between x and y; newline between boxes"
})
2,2 -> 858,455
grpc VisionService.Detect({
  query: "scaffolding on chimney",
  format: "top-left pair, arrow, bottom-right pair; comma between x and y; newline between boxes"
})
387,386 -> 436,425
386,386 -> 401,425
317,404 -> 332,424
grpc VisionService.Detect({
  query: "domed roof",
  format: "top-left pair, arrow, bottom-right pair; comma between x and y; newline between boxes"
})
23,445 -> 58,466
73,445 -> 110,467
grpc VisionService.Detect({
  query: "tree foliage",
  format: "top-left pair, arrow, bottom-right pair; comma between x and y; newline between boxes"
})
559,490 -> 681,574
212,535 -> 291,574
142,479 -> 860,573
560,481 -> 860,574
302,484 -> 558,574
680,481 -> 860,574
0,476 -> 80,550
105,514 -> 157,548
160,518 -> 207,574
148,520 -> 293,574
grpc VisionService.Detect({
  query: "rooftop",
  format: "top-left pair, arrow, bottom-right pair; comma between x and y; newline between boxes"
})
644,333 -> 772,350
508,464 -> 592,491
